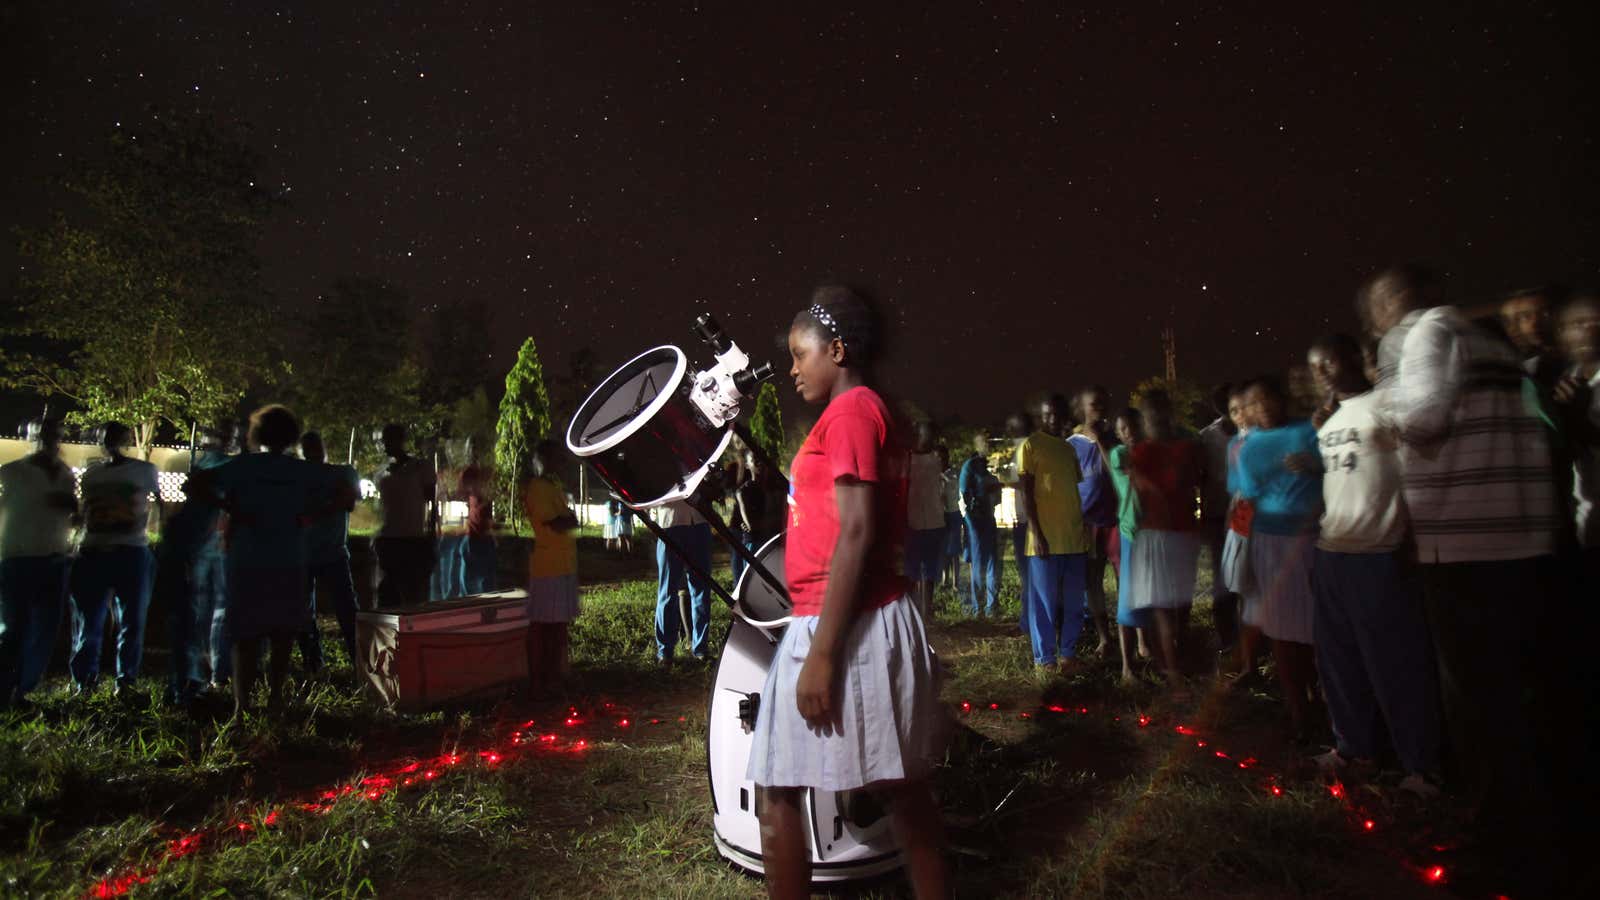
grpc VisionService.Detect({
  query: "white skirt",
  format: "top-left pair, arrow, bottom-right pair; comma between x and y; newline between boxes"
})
526,573 -> 580,623
746,595 -> 944,792
1245,531 -> 1316,644
1126,530 -> 1202,610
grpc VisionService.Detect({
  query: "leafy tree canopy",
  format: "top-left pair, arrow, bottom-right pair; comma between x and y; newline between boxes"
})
5,109 -> 280,451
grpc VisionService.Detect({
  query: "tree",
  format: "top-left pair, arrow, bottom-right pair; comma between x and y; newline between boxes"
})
287,277 -> 423,466
5,109 -> 279,451
747,382 -> 784,465
1129,376 -> 1209,432
496,338 -> 552,530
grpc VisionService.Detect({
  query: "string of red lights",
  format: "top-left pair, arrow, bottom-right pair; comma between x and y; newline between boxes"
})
89,697 -> 1486,898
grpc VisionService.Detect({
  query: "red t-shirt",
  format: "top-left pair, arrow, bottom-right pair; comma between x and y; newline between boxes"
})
458,464 -> 494,537
785,387 -> 908,617
1129,439 -> 1203,532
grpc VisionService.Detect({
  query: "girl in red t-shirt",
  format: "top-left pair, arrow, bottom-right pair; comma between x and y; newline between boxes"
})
744,285 -> 946,899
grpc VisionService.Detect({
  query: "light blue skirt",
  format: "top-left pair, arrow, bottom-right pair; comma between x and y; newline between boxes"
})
526,574 -> 580,623
1244,531 -> 1317,644
1126,529 -> 1202,610
746,596 -> 943,791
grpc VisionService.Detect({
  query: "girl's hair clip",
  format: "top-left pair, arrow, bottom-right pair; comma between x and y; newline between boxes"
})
809,304 -> 846,347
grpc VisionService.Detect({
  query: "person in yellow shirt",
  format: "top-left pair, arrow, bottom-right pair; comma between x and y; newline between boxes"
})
523,440 -> 580,688
1017,393 -> 1091,673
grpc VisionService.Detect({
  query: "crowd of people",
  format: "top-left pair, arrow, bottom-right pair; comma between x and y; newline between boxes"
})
2,271 -> 1594,895
895,268 -> 1597,895
0,410 -> 535,722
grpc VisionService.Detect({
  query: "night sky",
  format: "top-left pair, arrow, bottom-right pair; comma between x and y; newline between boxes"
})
5,2 -> 1597,425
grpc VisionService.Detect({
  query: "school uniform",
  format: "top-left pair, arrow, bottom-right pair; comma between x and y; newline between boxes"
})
524,477 -> 581,624
1106,446 -> 1152,629
1311,392 -> 1439,774
747,387 -> 940,791
1125,440 -> 1204,611
1234,422 -> 1322,645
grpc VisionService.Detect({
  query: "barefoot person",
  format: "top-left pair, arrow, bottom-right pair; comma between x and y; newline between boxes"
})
1306,334 -> 1441,796
1017,393 -> 1091,672
748,285 -> 945,899
1106,408 -> 1152,682
1125,391 -> 1205,689
209,405 -> 317,721
1233,376 -> 1323,739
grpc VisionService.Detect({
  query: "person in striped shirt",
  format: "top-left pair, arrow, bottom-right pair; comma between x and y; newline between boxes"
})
1359,264 -> 1563,893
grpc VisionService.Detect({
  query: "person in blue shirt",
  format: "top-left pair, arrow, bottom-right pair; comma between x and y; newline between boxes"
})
298,432 -> 361,674
210,405 -> 317,722
1233,375 -> 1323,740
1070,386 -> 1121,654
958,433 -> 1002,616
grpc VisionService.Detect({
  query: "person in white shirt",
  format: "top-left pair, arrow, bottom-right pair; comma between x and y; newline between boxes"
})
70,421 -> 163,697
0,417 -> 77,708
654,499 -> 712,663
1306,334 -> 1440,796
938,446 -> 964,591
373,423 -> 437,609
904,421 -> 947,618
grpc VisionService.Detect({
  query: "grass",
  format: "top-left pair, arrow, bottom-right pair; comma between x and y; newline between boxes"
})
1,548 -> 1465,899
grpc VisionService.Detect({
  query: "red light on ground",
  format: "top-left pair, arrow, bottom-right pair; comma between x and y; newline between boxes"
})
480,751 -> 501,765
1137,715 -> 1151,727
1237,757 -> 1258,769
649,718 -> 662,725
677,716 -> 686,722
1328,783 -> 1345,800
1047,704 -> 1066,713
263,810 -> 280,827
960,701 -> 972,712
1197,740 -> 1207,748
603,702 -> 613,708
1077,706 -> 1088,715
1270,785 -> 1284,796
399,762 -> 420,773
236,822 -> 251,832
522,720 -> 536,728
1214,750 -> 1229,760
564,717 -> 580,727
1425,865 -> 1445,884
574,740 -> 588,750
618,718 -> 630,727
989,703 -> 1000,710
541,734 -> 557,743
1363,820 -> 1375,831
1019,712 -> 1031,719
1174,725 -> 1197,735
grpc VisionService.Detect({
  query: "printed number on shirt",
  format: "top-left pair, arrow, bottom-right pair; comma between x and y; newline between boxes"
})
1323,451 -> 1358,473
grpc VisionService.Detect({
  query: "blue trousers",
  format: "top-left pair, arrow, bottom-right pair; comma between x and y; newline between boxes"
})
70,545 -> 155,689
964,517 -> 999,614
193,551 -> 230,682
298,556 -> 360,671
1,555 -> 70,702
461,535 -> 496,595
1026,554 -> 1088,665
729,532 -> 759,587
1013,525 -> 1031,630
655,524 -> 712,658
432,534 -> 468,600
1311,549 -> 1440,774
